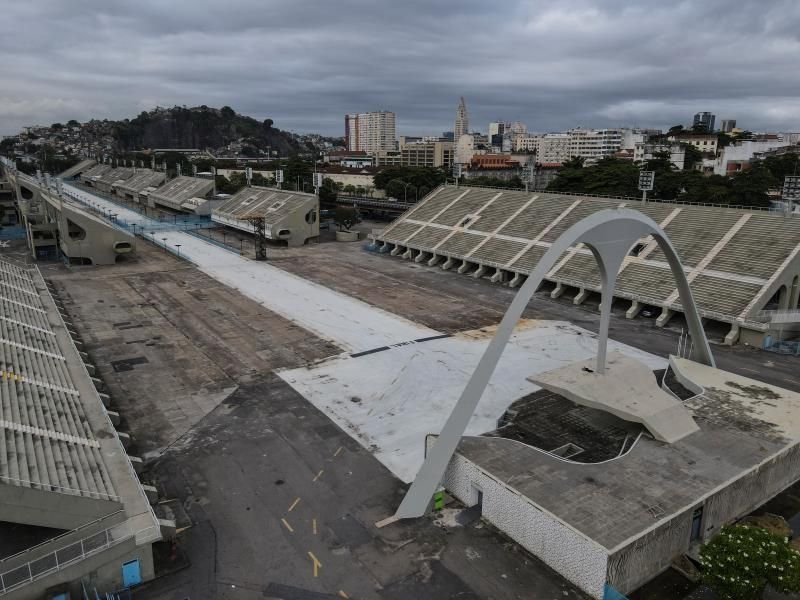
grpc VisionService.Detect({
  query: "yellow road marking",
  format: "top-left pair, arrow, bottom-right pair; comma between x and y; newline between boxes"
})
313,469 -> 323,482
333,446 -> 343,457
281,518 -> 294,533
288,497 -> 300,512
338,592 -> 349,599
175,525 -> 192,534
308,551 -> 322,577
312,518 -> 317,535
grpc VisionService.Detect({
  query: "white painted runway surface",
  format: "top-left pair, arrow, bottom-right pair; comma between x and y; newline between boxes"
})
139,228 -> 666,482
55,185 -> 670,482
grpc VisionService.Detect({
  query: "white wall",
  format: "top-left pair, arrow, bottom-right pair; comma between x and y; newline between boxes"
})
443,450 -> 608,599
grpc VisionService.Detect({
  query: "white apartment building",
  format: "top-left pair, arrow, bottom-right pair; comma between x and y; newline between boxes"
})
712,139 -> 792,176
345,111 -> 397,153
514,133 -> 577,164
568,128 -> 624,160
633,142 -> 686,170
667,133 -> 718,155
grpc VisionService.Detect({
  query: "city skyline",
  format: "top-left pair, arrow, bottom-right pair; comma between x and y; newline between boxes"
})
1,1 -> 799,137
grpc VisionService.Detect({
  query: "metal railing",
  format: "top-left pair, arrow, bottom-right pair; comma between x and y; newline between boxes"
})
0,521 -> 159,596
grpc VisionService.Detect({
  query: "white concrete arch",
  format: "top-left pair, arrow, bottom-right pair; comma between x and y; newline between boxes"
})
391,208 -> 714,521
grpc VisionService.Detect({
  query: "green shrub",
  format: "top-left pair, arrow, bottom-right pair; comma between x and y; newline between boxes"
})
699,524 -> 800,599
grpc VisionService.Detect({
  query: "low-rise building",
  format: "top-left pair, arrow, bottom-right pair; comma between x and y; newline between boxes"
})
633,142 -> 686,170
667,133 -> 718,155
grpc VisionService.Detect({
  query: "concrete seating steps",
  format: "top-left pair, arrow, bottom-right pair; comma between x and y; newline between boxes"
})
0,259 -> 36,283
470,237 -> 528,265
508,245 -> 547,272
499,197 -> 576,239
468,193 -> 532,233
380,222 -> 422,244
432,189 -> 499,227
615,264 -> 681,304
0,312 -> 63,359
672,275 -> 763,317
405,225 -> 451,248
707,215 -> 800,279
401,187 -> 464,222
540,199 -> 622,243
436,231 -> 485,257
0,426 -> 116,500
648,207 -> 742,267
0,268 -> 39,296
552,252 -> 603,287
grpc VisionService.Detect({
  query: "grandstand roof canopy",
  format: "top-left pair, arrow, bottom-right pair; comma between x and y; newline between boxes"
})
94,167 -> 134,185
374,185 -> 800,324
115,169 -> 166,194
214,186 -> 317,225
149,176 -> 214,206
79,164 -> 113,180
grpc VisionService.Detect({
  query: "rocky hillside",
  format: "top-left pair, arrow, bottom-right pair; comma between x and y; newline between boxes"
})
93,105 -> 301,155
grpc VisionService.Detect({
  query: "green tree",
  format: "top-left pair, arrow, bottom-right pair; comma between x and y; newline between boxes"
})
334,206 -> 360,231
699,524 -> 800,599
318,177 -> 338,204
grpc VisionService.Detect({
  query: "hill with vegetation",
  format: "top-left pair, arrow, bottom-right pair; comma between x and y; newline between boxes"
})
102,105 -> 300,155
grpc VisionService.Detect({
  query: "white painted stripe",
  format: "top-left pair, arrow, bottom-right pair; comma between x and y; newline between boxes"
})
0,338 -> 65,361
0,280 -> 40,298
0,315 -> 56,336
0,419 -> 99,448
0,295 -> 47,314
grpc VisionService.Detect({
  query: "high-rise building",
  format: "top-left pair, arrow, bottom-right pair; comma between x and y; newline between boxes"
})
454,97 -> 469,141
344,111 -> 397,153
568,128 -> 624,160
488,122 -> 506,146
720,119 -> 737,133
693,112 -> 716,132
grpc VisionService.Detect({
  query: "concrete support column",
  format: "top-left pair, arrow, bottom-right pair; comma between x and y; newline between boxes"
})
457,260 -> 471,274
427,254 -> 442,267
509,273 -> 524,288
626,301 -> 642,319
656,308 -> 674,328
414,251 -> 428,264
779,285 -> 790,310
724,323 -> 740,346
789,279 -> 800,310
390,245 -> 403,257
573,288 -> 589,305
402,248 -> 414,260
379,242 -> 391,254
490,269 -> 505,283
550,282 -> 565,299
442,257 -> 456,271
471,265 -> 487,279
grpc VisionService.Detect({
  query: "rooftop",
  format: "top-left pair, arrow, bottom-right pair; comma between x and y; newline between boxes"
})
455,357 -> 800,551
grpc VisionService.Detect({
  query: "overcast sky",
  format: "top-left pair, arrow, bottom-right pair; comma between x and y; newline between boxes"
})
1,0 -> 799,137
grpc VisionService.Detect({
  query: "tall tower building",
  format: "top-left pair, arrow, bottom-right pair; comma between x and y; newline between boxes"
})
693,112 -> 716,132
345,111 -> 397,153
454,97 -> 469,140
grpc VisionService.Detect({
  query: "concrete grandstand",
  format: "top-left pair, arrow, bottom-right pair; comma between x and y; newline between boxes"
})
147,175 -> 215,214
91,168 -> 134,194
113,169 -> 166,203
0,257 -> 164,598
212,186 -> 319,247
371,185 -> 800,345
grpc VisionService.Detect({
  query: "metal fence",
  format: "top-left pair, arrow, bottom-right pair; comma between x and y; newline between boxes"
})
0,522 -> 158,596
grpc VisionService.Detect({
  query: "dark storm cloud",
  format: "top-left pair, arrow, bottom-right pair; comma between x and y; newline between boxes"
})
1,0 -> 799,136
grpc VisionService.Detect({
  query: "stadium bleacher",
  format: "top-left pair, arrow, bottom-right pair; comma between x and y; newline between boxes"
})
148,175 -> 214,211
0,257 -> 162,595
212,186 -> 319,247
373,185 -> 800,341
114,169 -> 166,202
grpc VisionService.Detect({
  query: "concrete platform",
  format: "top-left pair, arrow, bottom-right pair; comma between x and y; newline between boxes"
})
528,351 -> 699,443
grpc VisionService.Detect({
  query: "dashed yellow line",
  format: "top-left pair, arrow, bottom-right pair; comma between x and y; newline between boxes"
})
313,469 -> 324,482
308,551 -> 322,577
333,446 -> 343,457
312,518 -> 317,535
281,518 -> 294,533
288,497 -> 301,512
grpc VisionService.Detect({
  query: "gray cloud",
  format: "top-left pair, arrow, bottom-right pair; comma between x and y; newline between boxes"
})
1,0 -> 798,136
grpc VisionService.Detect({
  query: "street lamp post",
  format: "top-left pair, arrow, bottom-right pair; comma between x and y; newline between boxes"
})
175,244 -> 182,258
162,237 -> 168,252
